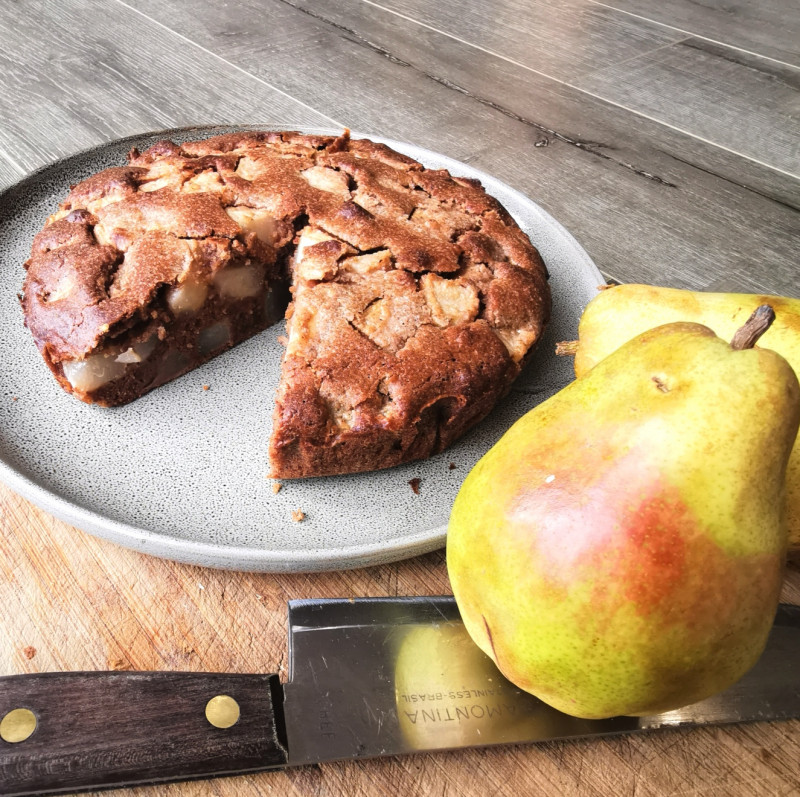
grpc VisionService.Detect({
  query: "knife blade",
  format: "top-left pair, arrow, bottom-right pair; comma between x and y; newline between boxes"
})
1,597 -> 798,796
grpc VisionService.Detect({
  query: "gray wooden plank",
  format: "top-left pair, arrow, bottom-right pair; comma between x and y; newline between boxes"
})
0,153 -> 25,193
371,0 -> 800,179
593,0 -> 800,66
574,37 -> 800,177
306,0 -> 798,207
126,0 -> 799,296
0,0 -> 334,174
357,0 -> 686,82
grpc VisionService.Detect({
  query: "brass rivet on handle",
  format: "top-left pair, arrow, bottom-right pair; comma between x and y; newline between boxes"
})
205,695 -> 240,729
0,708 -> 37,743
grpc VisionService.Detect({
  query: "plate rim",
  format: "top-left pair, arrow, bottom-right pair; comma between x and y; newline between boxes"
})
0,125 -> 603,572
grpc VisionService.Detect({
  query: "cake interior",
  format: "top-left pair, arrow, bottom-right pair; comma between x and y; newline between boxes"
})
51,220 -> 294,408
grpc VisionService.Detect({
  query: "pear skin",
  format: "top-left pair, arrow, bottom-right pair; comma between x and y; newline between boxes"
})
572,284 -> 800,554
447,320 -> 800,720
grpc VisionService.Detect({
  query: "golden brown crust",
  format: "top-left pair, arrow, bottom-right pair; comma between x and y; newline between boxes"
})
21,130 -> 551,477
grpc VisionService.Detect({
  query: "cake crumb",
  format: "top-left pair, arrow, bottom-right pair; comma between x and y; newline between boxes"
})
12,396 -> 18,402
272,482 -> 282,494
448,462 -> 457,470
202,384 -> 210,391
291,509 -> 306,522
408,478 -> 421,495
109,657 -> 132,671
22,646 -> 36,659
277,335 -> 288,346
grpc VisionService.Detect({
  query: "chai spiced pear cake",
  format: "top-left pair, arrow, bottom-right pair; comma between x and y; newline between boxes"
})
21,130 -> 551,478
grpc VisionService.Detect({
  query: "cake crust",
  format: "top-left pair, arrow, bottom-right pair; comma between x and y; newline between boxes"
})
21,130 -> 551,478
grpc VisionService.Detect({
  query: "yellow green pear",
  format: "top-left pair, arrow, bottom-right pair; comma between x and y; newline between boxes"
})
448,310 -> 800,720
569,284 -> 800,555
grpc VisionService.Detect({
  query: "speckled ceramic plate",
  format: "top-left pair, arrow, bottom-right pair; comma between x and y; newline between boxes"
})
0,126 -> 604,572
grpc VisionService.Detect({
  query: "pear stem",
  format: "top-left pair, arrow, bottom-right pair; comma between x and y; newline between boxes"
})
730,305 -> 776,350
555,340 -> 579,356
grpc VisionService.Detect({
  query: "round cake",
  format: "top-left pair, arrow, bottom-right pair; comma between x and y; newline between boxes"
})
21,130 -> 551,478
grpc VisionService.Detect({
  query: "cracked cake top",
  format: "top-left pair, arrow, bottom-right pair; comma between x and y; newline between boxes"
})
22,130 -> 551,477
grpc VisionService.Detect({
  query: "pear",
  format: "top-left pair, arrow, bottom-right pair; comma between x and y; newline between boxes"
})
447,308 -> 800,719
567,284 -> 800,555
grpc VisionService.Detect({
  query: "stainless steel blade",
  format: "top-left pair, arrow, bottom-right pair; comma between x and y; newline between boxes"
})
282,598 -> 800,765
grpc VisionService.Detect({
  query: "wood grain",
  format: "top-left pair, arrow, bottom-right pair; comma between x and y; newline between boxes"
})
126,0 -> 800,294
364,0 -> 799,176
0,154 -> 25,193
0,0 -> 332,174
2,482 -> 799,797
595,0 -> 800,66
575,37 -> 800,176
356,0 -> 686,81
0,672 -> 287,794
286,0 -> 800,205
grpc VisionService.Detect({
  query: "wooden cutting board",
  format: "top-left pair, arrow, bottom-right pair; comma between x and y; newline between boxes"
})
1,481 -> 799,797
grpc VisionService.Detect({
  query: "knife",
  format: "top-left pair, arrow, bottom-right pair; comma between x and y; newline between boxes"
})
1,597 -> 799,796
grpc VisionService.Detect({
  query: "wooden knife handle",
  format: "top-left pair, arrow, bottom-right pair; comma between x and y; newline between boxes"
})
0,671 -> 288,796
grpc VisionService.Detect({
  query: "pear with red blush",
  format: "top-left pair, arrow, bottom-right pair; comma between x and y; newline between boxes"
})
447,307 -> 799,719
